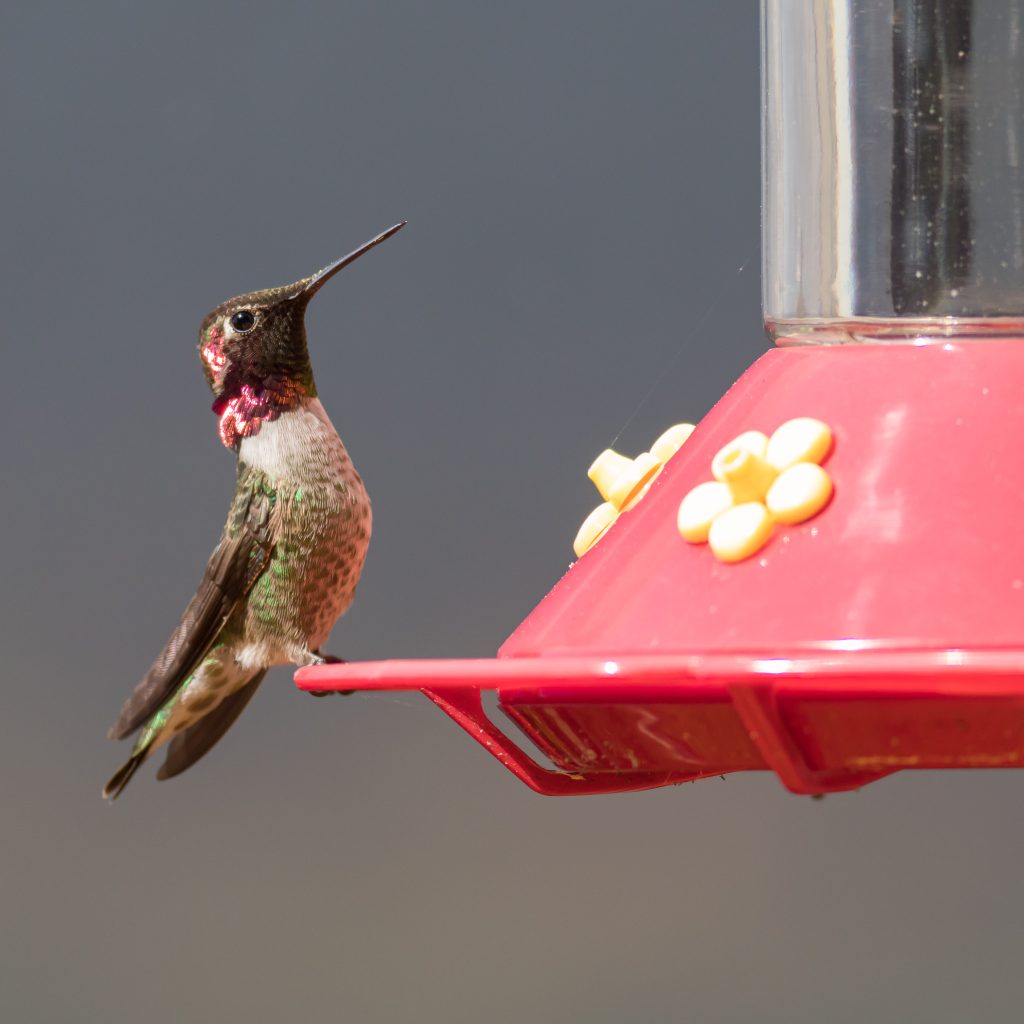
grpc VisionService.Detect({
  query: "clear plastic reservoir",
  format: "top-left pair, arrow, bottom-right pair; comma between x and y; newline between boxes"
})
763,0 -> 1024,343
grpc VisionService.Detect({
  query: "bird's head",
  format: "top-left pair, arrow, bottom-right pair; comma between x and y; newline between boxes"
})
198,222 -> 405,448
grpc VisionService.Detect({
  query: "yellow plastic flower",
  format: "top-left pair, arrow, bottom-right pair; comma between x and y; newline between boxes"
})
573,423 -> 695,557
678,418 -> 834,563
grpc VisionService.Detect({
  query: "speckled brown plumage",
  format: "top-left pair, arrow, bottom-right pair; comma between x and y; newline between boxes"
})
103,223 -> 404,799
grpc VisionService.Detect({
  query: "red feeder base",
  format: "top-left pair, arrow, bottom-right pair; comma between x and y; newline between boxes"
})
297,342 -> 1024,796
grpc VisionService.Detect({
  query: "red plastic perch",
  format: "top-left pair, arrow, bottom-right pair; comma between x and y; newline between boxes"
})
297,651 -> 1024,796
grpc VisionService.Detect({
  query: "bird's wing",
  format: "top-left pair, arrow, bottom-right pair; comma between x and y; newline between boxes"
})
156,669 -> 267,780
108,467 -> 277,741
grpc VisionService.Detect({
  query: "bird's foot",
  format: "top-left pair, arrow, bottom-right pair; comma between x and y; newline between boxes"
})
317,652 -> 347,665
305,650 -> 354,696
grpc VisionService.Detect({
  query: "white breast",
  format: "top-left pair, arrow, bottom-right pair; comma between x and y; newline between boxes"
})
239,398 -> 349,483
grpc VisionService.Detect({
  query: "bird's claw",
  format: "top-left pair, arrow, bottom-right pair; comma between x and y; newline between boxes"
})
305,651 -> 354,696
307,650 -> 346,666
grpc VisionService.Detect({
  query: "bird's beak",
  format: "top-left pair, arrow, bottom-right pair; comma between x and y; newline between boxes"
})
300,221 -> 407,300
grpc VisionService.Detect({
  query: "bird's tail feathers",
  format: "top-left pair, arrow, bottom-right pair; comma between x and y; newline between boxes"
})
102,750 -> 148,801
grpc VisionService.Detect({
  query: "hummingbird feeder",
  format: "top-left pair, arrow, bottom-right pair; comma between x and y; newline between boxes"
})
298,1 -> 1024,796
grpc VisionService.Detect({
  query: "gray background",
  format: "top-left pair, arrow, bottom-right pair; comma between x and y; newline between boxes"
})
2,2 -> 1021,1022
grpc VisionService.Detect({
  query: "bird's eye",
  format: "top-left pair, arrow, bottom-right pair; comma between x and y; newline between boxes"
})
229,310 -> 256,332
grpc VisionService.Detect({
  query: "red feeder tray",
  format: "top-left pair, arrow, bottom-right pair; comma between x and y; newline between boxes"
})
297,342 -> 1024,796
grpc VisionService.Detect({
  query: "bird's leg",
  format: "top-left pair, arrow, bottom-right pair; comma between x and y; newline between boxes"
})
305,650 -> 354,697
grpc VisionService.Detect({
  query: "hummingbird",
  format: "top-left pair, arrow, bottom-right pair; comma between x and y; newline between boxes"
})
103,222 -> 406,800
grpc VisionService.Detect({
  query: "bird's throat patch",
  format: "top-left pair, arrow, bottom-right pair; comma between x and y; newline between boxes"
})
215,384 -> 284,449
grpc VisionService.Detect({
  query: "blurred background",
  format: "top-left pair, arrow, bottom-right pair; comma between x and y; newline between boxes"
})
3,2 -> 1022,1021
